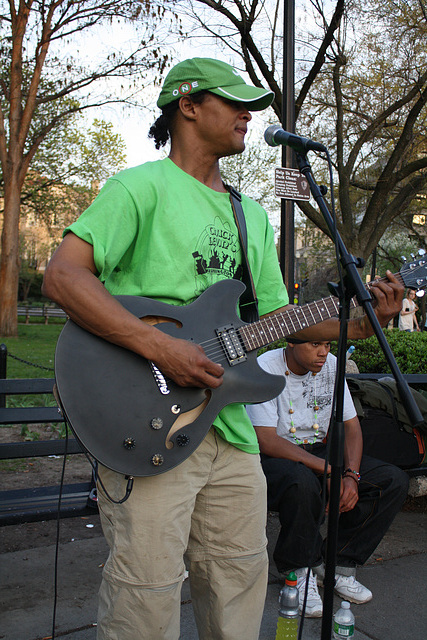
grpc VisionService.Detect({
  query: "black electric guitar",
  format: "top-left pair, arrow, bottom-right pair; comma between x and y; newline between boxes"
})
54,257 -> 427,477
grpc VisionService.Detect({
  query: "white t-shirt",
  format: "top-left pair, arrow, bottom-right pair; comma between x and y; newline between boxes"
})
398,298 -> 416,331
246,349 -> 356,445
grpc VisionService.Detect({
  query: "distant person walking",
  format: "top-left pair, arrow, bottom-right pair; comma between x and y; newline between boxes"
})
398,289 -> 420,332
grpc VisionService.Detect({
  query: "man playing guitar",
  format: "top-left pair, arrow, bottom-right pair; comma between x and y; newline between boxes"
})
42,58 -> 403,640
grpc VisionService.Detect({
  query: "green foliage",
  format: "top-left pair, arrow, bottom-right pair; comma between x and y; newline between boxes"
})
340,331 -> 427,374
0,324 -> 63,378
20,425 -> 41,441
371,228 -> 426,276
18,269 -> 44,303
0,459 -> 32,473
260,329 -> 427,376
1,0 -> 175,335
52,422 -> 70,439
174,0 -> 427,268
296,0 -> 427,257
7,393 -> 57,410
219,137 -> 281,233
30,117 -> 127,191
19,118 -> 127,231
0,325 -> 65,429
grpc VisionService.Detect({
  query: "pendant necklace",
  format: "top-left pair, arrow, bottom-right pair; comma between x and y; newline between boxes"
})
285,355 -> 320,445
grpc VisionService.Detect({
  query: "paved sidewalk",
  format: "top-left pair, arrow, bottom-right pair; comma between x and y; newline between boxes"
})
0,509 -> 426,640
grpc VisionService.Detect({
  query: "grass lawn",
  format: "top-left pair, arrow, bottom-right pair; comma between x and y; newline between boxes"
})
0,322 -> 65,379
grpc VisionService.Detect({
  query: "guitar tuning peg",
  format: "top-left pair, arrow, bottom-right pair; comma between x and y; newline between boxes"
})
401,255 -> 407,263
410,253 -> 416,259
418,249 -> 426,257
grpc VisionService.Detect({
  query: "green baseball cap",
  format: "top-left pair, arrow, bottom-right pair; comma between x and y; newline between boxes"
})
157,58 -> 275,111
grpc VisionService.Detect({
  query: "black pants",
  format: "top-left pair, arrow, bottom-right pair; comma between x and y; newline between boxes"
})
261,445 -> 409,572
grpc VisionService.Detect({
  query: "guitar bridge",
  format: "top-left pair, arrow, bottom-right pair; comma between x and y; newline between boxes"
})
216,324 -> 247,366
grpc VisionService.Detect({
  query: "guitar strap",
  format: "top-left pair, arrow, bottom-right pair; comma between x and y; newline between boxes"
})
227,185 -> 259,323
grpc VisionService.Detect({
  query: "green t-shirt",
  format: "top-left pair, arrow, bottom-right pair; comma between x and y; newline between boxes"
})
66,158 -> 288,453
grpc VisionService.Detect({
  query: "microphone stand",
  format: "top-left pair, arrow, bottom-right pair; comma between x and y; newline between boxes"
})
294,151 -> 424,640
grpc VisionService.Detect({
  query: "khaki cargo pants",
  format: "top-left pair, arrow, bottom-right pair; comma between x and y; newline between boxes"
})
96,428 -> 268,640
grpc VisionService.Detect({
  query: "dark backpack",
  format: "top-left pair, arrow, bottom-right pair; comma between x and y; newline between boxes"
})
347,377 -> 427,469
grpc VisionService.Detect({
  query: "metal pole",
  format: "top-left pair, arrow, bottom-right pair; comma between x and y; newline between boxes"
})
280,0 -> 295,297
0,343 -> 7,408
370,247 -> 377,282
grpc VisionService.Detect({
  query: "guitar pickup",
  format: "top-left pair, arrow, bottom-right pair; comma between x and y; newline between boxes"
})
216,324 -> 247,366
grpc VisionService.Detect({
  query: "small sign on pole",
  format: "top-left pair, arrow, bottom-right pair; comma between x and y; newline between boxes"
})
275,168 -> 310,201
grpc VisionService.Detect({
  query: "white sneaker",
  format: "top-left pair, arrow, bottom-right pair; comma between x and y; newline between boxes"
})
295,567 -> 323,617
334,574 -> 373,604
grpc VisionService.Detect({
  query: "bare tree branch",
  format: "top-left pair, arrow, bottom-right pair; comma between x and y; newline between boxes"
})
0,0 -> 173,335
295,0 -> 345,119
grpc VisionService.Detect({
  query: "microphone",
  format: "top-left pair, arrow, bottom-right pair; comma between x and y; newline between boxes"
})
264,125 -> 327,153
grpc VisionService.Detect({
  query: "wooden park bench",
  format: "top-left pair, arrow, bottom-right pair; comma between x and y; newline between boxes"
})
0,373 -> 425,527
17,305 -> 67,324
0,377 -> 97,526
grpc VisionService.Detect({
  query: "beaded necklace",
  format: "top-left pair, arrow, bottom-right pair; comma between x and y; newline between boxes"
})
284,354 -> 320,445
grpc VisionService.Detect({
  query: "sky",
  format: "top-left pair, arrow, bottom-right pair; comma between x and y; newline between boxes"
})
94,52 -> 275,170
76,5 -> 311,236
103,105 -> 160,168
59,0 -> 317,219
97,0 -> 320,171
65,20 -> 170,168
108,98 -> 277,170
70,4 -> 297,170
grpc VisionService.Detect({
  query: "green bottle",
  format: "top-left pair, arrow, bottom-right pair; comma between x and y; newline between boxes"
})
333,601 -> 355,639
275,572 -> 299,640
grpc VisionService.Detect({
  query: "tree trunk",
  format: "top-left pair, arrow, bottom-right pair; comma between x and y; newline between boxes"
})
0,181 -> 21,336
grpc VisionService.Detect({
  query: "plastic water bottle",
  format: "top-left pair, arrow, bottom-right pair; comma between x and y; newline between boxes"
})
346,345 -> 355,361
275,572 -> 299,640
333,600 -> 355,639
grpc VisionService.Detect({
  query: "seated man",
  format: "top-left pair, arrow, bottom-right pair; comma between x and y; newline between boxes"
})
246,339 -> 409,617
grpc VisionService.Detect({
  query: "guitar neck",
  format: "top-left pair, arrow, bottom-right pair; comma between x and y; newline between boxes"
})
239,272 -> 405,353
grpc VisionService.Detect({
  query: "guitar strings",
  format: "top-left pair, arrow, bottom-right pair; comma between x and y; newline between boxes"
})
198,302 -> 338,360
191,260 -> 426,356
160,261 -> 426,379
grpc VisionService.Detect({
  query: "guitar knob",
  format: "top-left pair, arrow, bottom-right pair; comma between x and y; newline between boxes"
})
150,417 -> 164,430
151,453 -> 164,466
123,437 -> 136,450
176,434 -> 190,447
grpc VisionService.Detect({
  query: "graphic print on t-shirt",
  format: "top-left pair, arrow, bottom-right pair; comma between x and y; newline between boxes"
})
193,216 -> 242,296
300,371 -> 334,414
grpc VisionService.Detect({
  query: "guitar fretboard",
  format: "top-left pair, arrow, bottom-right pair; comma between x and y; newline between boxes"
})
238,271 -> 407,353
239,295 -> 357,351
